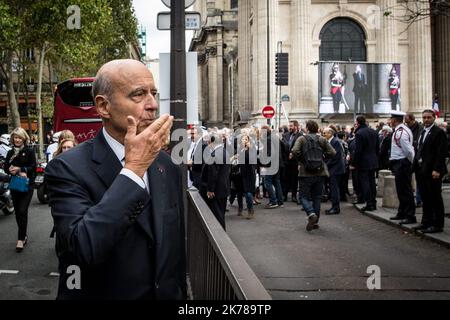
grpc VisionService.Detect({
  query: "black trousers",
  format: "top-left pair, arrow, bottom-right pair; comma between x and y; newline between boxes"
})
201,192 -> 227,231
285,161 -> 299,199
391,159 -> 415,219
354,93 -> 366,113
332,91 -> 342,113
390,93 -> 399,110
351,169 -> 361,200
11,189 -> 34,241
340,171 -> 350,200
329,174 -> 341,210
416,172 -> 445,229
358,169 -> 377,207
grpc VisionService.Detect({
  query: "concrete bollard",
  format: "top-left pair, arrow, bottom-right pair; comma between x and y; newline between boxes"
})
382,175 -> 399,209
377,170 -> 392,197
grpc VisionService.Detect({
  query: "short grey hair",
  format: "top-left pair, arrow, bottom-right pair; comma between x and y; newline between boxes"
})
382,125 -> 393,134
92,72 -> 113,99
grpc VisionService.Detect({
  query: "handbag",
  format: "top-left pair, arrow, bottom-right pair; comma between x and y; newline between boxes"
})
9,175 -> 29,192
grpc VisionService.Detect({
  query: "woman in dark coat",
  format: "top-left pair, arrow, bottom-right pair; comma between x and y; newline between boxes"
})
378,126 -> 393,170
235,133 -> 257,219
5,127 -> 36,252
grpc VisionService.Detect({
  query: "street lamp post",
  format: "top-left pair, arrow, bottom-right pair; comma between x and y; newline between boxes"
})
169,0 -> 188,218
266,0 -> 271,126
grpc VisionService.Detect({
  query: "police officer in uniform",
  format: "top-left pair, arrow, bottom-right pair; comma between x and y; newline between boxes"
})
389,111 -> 416,225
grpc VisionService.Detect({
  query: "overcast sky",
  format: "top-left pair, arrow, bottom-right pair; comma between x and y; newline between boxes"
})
132,0 -> 194,59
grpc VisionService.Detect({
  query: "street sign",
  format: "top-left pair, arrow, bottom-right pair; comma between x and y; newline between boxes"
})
262,106 -> 276,119
161,0 -> 196,9
157,12 -> 201,30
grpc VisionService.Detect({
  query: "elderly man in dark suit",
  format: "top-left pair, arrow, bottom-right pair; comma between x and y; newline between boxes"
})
353,65 -> 367,114
46,60 -> 186,300
351,115 -> 379,212
323,127 -> 346,215
200,132 -> 230,230
413,110 -> 449,234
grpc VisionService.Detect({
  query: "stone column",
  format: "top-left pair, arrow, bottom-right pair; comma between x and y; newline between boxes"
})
377,0 -> 398,62
291,0 -> 314,114
375,0 -> 398,113
374,64 -> 393,113
433,14 -> 450,115
238,0 -> 252,115
408,1 -> 433,113
216,28 -> 224,124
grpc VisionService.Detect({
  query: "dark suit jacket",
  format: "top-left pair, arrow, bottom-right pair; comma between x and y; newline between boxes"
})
5,146 -> 37,185
200,145 -> 230,199
189,139 -> 207,189
326,137 -> 346,176
353,72 -> 366,94
353,124 -> 379,171
45,130 -> 186,300
414,125 -> 448,177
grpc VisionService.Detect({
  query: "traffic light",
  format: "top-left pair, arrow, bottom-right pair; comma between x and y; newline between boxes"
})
275,53 -> 289,86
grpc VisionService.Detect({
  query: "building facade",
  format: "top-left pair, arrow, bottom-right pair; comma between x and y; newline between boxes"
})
191,0 -> 449,127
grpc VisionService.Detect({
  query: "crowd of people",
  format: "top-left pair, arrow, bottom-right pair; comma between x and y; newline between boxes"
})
188,111 -> 450,233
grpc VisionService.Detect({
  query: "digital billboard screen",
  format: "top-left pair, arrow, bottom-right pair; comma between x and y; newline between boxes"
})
319,62 -> 401,115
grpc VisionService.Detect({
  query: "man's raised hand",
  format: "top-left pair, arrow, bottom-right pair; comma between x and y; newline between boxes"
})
124,114 -> 174,177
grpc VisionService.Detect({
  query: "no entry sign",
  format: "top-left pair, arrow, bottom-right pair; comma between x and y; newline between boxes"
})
262,106 -> 275,119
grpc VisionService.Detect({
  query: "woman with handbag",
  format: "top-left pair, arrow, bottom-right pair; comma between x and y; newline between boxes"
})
5,127 -> 36,252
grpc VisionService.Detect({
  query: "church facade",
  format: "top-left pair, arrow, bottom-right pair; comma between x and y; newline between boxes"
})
190,0 -> 449,127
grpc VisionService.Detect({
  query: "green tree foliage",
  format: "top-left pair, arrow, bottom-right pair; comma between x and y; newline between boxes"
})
0,0 -> 139,156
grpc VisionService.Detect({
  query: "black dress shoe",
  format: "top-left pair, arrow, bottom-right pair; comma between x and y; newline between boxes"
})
325,208 -> 340,215
362,206 -> 376,212
390,216 -> 404,221
421,226 -> 444,234
412,224 -> 429,231
399,218 -> 417,225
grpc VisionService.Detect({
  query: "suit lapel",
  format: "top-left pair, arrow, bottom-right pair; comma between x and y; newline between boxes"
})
91,130 -> 123,188
149,156 -> 168,249
92,130 -> 154,241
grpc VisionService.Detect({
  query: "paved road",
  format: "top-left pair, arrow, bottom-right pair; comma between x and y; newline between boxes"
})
226,199 -> 450,300
1,189 -> 449,300
0,193 -> 58,300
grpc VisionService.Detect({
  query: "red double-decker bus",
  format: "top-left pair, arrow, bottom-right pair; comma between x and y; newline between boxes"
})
53,77 -> 102,143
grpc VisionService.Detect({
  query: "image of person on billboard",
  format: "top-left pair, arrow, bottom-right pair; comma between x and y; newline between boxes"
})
353,65 -> 367,114
330,63 -> 345,113
389,65 -> 400,111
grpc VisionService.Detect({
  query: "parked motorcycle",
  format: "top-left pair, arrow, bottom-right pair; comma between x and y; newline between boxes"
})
35,161 -> 49,204
0,167 -> 14,216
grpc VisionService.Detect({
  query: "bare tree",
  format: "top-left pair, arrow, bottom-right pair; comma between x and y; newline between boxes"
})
384,0 -> 449,27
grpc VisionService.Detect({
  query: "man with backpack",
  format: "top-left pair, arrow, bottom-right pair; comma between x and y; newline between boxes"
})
292,121 -> 336,232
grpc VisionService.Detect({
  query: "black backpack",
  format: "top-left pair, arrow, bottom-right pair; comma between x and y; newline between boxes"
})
301,135 -> 324,173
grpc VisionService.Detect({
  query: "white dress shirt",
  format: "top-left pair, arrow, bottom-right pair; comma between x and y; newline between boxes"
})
103,128 -> 149,192
421,123 -> 435,145
390,124 -> 415,163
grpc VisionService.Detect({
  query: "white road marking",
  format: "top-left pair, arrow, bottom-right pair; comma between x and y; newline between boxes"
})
49,272 -> 60,277
0,270 -> 19,275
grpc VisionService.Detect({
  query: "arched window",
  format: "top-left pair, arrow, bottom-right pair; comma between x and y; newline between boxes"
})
320,18 -> 367,61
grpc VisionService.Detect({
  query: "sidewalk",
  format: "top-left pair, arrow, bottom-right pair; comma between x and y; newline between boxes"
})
354,184 -> 450,249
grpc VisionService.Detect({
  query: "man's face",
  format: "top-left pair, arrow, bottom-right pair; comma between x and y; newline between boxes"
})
102,63 -> 158,136
289,123 -> 297,133
323,130 -> 333,140
422,112 -> 435,128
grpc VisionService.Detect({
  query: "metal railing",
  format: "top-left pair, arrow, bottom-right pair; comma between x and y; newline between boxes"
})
187,190 -> 271,300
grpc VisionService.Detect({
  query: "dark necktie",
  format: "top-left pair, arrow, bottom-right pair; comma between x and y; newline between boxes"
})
417,130 -> 426,159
